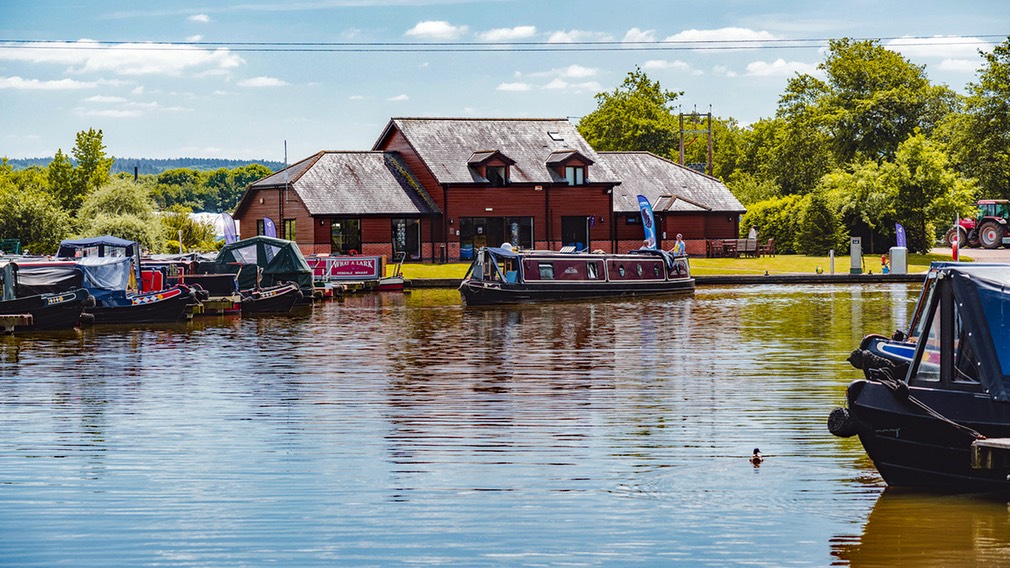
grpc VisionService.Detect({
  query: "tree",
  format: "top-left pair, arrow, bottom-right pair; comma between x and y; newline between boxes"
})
578,67 -> 682,155
47,149 -> 76,210
0,186 -> 72,254
776,39 -> 957,166
889,132 -> 976,253
795,190 -> 841,255
71,128 -> 114,196
821,160 -> 897,254
739,194 -> 808,254
160,206 -> 219,252
76,178 -> 161,252
946,36 -> 1010,198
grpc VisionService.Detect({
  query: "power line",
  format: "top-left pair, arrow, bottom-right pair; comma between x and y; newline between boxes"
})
0,35 -> 1003,53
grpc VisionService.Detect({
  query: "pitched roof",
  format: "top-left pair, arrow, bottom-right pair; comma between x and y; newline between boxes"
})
597,151 -> 745,214
374,117 -> 619,185
249,151 -> 439,215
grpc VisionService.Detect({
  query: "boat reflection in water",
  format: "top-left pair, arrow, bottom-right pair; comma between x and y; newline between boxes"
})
831,489 -> 1010,566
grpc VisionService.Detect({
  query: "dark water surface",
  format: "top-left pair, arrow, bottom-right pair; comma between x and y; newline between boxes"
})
2,284 -> 1003,566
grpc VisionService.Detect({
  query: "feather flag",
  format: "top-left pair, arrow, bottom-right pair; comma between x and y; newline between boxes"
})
263,217 -> 277,238
637,195 -> 657,249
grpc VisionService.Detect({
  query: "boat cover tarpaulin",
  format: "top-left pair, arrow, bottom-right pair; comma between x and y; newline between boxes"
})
215,236 -> 313,290
77,256 -> 136,304
14,262 -> 83,296
949,264 -> 1010,396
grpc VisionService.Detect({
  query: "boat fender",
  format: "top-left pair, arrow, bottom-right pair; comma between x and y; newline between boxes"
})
82,294 -> 97,308
828,407 -> 858,438
79,312 -> 96,328
348,249 -> 358,256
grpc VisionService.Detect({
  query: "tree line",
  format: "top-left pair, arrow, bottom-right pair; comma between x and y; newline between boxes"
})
0,130 -> 275,255
578,37 -> 1010,254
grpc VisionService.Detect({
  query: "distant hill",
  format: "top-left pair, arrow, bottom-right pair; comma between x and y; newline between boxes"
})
6,157 -> 285,174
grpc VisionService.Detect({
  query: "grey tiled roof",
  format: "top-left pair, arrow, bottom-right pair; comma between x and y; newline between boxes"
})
375,118 -> 619,185
598,151 -> 745,214
250,151 -> 439,215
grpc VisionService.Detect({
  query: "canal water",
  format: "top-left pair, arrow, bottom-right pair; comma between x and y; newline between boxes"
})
2,283 -> 1006,566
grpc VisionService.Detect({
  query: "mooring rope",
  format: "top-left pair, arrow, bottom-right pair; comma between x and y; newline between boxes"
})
872,364 -> 986,440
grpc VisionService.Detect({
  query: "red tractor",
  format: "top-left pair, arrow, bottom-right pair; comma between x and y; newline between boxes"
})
945,199 -> 1010,249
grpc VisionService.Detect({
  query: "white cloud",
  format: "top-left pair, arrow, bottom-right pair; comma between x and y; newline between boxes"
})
496,82 -> 533,92
886,35 -> 990,60
547,29 -> 612,43
85,95 -> 127,102
188,14 -> 211,23
530,64 -> 598,79
349,94 -> 365,100
745,59 -> 819,77
642,59 -> 698,74
404,21 -> 469,41
0,40 -> 244,76
76,107 -> 144,118
187,35 -> 203,42
662,27 -> 778,50
0,75 -> 97,90
387,94 -> 409,101
938,58 -> 980,72
622,27 -> 656,43
542,78 -> 601,91
237,76 -> 288,87
478,26 -> 537,42
712,65 -> 738,77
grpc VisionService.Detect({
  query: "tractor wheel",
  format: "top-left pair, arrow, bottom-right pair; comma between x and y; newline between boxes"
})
979,221 -> 1004,249
945,227 -> 968,248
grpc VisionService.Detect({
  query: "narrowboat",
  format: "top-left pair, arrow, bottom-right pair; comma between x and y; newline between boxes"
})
240,282 -> 302,315
0,260 -> 92,332
829,262 -> 1010,493
459,246 -> 693,306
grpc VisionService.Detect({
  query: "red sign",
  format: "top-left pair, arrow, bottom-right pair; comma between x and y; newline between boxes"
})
307,256 -> 381,280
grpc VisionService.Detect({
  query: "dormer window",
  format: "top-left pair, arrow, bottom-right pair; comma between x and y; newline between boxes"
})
565,166 -> 585,186
487,166 -> 507,187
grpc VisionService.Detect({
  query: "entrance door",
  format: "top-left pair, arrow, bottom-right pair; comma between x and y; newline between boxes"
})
561,216 -> 589,251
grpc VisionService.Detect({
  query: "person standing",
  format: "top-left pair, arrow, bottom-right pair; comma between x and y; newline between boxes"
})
672,233 -> 686,255
748,226 -> 758,239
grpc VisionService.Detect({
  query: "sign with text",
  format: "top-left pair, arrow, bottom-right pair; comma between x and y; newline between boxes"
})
307,255 -> 382,280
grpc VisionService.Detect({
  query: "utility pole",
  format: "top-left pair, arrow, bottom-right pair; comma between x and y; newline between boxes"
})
677,106 -> 714,176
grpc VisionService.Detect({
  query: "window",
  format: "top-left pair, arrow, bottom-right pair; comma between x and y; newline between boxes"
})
487,166 -> 507,187
331,218 -> 362,254
392,218 -> 421,260
538,263 -> 555,279
283,219 -> 296,240
587,262 -> 599,279
565,166 -> 585,185
256,219 -> 265,235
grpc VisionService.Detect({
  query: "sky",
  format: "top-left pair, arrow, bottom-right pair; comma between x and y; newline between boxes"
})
2,0 -> 1008,163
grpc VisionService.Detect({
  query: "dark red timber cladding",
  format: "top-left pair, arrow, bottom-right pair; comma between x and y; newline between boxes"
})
361,217 -> 392,242
240,188 -> 278,239
704,213 -> 740,238
663,215 -> 705,239
312,217 -> 330,247
375,128 -> 444,205
548,186 -> 611,240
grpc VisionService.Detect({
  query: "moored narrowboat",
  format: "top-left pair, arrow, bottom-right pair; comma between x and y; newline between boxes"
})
459,246 -> 693,306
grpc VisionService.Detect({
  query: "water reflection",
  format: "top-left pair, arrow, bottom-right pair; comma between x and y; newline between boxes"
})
832,489 -> 1010,566
0,284 -> 945,566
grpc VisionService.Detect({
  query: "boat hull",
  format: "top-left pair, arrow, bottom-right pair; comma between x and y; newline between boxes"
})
846,379 -> 1010,494
0,288 -> 91,331
241,283 -> 302,314
460,278 -> 694,306
87,286 -> 193,324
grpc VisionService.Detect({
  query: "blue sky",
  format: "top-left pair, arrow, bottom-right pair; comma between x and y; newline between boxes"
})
2,0 -> 1007,162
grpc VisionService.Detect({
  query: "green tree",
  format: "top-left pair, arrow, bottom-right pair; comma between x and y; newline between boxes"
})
71,127 -> 114,196
0,186 -> 72,254
160,206 -> 219,252
821,160 -> 896,254
739,194 -> 808,254
76,178 -> 161,252
889,132 -> 976,253
578,67 -> 682,155
946,36 -> 1010,198
47,149 -> 76,210
795,190 -> 841,255
818,38 -> 957,163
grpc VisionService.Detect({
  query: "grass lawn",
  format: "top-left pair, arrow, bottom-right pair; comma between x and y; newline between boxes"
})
396,251 -> 961,279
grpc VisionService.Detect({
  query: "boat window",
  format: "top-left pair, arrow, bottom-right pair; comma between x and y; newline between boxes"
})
654,264 -> 661,278
955,309 -> 981,384
617,265 -> 625,277
587,262 -> 598,279
538,263 -> 554,280
636,263 -> 644,277
912,305 -> 941,383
